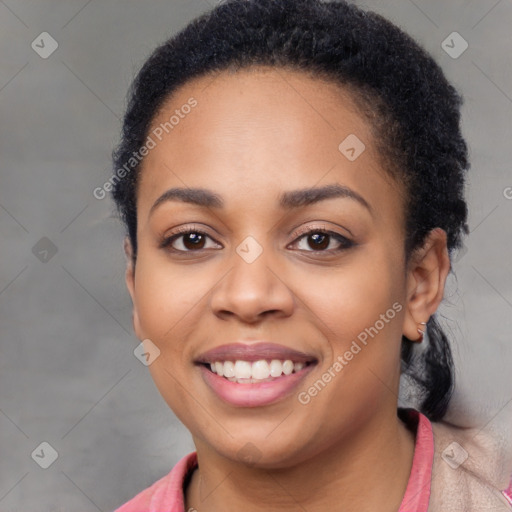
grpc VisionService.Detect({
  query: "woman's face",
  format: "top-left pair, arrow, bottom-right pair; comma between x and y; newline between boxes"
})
125,66 -> 424,467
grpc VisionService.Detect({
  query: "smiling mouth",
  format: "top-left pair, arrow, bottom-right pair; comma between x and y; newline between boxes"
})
201,359 -> 316,384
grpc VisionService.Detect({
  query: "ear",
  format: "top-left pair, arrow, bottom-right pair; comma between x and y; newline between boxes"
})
403,228 -> 451,342
124,236 -> 142,340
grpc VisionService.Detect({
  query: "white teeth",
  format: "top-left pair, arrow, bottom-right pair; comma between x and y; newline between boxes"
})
234,360 -> 252,379
223,360 -> 235,378
215,361 -> 224,377
282,360 -> 294,375
209,359 -> 308,381
252,360 -> 270,379
269,359 -> 283,377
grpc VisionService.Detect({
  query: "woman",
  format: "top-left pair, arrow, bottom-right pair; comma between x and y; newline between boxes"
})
110,0 -> 512,510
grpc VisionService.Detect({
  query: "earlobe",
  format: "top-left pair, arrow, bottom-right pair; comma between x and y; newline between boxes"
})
403,228 -> 450,342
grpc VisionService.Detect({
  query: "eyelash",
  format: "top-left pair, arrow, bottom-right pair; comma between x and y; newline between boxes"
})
159,227 -> 354,255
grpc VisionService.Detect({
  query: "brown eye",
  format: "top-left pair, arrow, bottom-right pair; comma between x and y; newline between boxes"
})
181,232 -> 206,250
290,229 -> 354,253
307,233 -> 330,250
160,230 -> 221,253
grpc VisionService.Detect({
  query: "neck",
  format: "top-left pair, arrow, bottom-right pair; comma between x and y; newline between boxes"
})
185,407 -> 416,512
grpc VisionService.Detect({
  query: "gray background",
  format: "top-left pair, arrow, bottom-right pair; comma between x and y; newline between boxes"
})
0,0 -> 511,510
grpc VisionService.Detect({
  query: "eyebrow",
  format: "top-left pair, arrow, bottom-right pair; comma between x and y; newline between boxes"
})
149,183 -> 372,216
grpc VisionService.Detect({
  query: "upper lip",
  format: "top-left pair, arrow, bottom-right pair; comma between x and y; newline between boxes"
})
195,342 -> 318,364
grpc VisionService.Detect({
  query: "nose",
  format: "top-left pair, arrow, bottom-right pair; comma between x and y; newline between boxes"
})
209,243 -> 295,324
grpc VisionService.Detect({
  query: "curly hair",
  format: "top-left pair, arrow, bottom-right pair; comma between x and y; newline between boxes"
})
111,0 -> 470,422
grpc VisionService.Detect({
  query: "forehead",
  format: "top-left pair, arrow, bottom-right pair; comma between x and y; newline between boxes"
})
136,66 -> 405,225
147,65 -> 372,155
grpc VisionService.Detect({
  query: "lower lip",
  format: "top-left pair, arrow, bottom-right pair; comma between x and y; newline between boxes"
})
198,364 -> 316,407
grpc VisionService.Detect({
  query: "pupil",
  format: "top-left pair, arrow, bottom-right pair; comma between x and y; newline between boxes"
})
185,233 -> 204,249
310,233 -> 328,250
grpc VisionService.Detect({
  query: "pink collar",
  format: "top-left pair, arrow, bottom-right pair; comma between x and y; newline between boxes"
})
398,408 -> 434,512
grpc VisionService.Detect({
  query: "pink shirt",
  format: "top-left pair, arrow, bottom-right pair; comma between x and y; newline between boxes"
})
114,408 -> 512,511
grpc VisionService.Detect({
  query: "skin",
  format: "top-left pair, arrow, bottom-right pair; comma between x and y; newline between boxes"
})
123,66 -> 451,512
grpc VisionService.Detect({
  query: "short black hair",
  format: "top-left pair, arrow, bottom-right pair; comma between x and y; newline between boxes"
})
111,0 -> 470,422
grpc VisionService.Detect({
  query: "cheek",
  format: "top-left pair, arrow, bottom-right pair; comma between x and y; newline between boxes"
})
295,247 -> 405,407
133,253 -> 209,343
303,247 -> 404,347
131,254 -> 206,420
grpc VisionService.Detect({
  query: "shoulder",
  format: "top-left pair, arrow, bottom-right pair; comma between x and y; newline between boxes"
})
428,418 -> 512,511
113,451 -> 198,512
